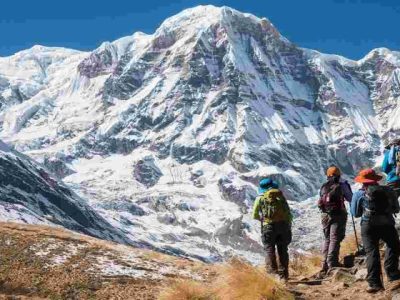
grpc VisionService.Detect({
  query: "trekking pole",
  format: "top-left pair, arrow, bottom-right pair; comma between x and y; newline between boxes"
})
351,214 -> 361,254
347,201 -> 361,254
345,202 -> 361,254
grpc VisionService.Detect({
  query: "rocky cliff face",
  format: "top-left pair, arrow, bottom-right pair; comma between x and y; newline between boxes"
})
0,5 -> 399,262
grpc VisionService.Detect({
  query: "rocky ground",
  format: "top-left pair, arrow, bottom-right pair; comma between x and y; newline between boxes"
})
1,221 -> 399,299
0,222 -> 214,299
289,268 -> 398,300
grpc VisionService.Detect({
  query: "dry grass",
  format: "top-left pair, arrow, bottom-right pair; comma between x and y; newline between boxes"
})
288,232 -> 359,277
158,258 -> 293,300
290,251 -> 322,277
158,279 -> 214,300
340,233 -> 360,258
214,259 -> 293,300
0,223 -> 161,299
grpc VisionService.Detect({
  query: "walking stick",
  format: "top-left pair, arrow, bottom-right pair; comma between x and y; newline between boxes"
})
346,202 -> 361,255
351,214 -> 361,254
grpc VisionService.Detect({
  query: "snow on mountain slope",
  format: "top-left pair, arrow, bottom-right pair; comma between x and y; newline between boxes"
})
0,5 -> 400,262
0,139 -> 132,245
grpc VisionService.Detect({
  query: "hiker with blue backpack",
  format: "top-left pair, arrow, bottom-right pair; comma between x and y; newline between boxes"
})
252,178 -> 293,280
351,168 -> 400,293
382,138 -> 400,198
317,166 -> 353,274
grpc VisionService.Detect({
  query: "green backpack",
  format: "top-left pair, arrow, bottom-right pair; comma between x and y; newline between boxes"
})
259,188 -> 293,225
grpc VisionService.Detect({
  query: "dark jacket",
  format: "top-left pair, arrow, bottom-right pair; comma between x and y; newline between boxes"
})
351,186 -> 399,225
319,179 -> 353,211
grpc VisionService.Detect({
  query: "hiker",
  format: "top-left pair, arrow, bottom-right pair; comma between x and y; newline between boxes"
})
351,168 -> 400,293
382,138 -> 400,198
318,166 -> 353,273
252,178 -> 293,280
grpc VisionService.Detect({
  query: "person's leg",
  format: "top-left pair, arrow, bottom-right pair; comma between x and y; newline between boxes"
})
262,224 -> 278,274
361,223 -> 383,288
327,213 -> 347,268
276,222 -> 292,279
381,225 -> 400,281
321,213 -> 331,271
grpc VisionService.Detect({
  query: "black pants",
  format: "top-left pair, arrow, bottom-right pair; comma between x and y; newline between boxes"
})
261,221 -> 292,279
361,223 -> 400,287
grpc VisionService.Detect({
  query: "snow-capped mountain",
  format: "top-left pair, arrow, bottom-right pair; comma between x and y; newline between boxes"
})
1,5 -> 399,262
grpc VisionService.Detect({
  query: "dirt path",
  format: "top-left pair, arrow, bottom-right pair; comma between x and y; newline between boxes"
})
288,271 -> 395,300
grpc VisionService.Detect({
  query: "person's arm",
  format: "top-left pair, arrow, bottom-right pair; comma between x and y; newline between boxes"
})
351,191 -> 363,218
283,197 -> 293,223
394,195 -> 400,214
341,181 -> 353,202
252,197 -> 261,221
387,187 -> 400,214
382,150 -> 391,174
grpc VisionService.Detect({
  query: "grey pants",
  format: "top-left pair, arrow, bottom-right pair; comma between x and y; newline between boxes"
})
321,211 -> 347,270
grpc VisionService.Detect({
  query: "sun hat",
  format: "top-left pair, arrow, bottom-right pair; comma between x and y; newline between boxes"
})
354,168 -> 383,184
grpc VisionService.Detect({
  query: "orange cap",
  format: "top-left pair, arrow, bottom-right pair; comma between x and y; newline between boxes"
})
326,166 -> 341,177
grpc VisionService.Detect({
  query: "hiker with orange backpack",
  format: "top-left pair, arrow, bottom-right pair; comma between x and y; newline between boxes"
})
382,138 -> 400,198
351,169 -> 400,293
252,178 -> 293,280
318,166 -> 353,274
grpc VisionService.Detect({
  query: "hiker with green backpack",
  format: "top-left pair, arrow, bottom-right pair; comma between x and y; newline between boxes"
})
318,166 -> 353,274
252,178 -> 293,280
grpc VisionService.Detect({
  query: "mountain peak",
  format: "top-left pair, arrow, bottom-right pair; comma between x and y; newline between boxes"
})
155,5 -> 223,34
155,5 -> 277,36
0,44 -> 82,61
360,47 -> 400,65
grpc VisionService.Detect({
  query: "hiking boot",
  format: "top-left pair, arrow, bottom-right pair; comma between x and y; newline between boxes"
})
366,285 -> 384,293
278,269 -> 289,281
279,274 -> 289,282
329,262 -> 344,269
314,269 -> 327,280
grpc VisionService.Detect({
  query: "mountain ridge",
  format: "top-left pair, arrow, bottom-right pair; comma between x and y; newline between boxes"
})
0,5 -> 399,262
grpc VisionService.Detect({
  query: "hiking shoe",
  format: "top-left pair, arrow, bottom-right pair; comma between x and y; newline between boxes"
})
314,270 -> 327,280
279,274 -> 289,282
366,285 -> 384,293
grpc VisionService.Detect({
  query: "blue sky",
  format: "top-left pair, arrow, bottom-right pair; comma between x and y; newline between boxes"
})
0,0 -> 398,59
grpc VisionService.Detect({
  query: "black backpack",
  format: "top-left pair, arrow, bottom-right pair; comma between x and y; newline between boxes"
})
365,185 -> 396,215
318,179 -> 344,213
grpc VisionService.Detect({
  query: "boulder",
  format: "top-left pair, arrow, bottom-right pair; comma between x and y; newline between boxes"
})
133,156 -> 163,188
